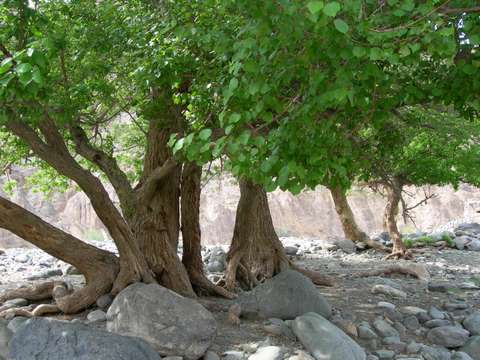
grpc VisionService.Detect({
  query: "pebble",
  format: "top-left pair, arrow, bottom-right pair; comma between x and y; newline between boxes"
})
374,350 -> 395,359
372,285 -> 407,299
87,310 -> 107,323
427,326 -> 470,348
373,319 -> 399,338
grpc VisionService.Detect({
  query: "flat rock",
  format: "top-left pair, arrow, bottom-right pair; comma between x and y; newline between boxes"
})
107,283 -> 216,360
8,318 -> 160,360
427,326 -> 470,348
291,312 -> 366,360
452,352 -> 475,360
237,270 -> 331,320
460,336 -> 480,360
463,312 -> 480,335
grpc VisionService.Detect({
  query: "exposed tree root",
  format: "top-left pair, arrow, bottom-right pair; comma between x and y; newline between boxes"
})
292,265 -> 335,286
188,270 -> 236,299
383,248 -> 414,260
0,304 -> 61,319
364,239 -> 389,252
353,263 -> 430,281
0,281 -> 61,303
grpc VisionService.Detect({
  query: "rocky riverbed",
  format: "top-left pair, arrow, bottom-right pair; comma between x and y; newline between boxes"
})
1,227 -> 480,360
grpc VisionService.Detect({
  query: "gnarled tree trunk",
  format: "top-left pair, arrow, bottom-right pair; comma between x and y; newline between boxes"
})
383,179 -> 411,259
129,119 -> 195,297
225,180 -> 333,290
181,163 -> 234,298
0,196 -> 119,314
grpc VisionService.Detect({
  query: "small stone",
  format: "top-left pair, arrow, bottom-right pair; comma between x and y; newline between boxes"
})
163,357 -> 183,360
463,312 -> 480,336
358,325 -> 378,340
420,345 -> 452,360
14,254 -> 30,263
372,319 -> 399,338
400,306 -> 427,316
372,285 -> 407,299
428,282 -> 451,293
284,246 -> 298,256
374,350 -> 395,359
87,310 -> 107,323
248,346 -> 284,360
444,302 -> 468,311
377,302 -> 396,311
403,316 -> 420,330
286,350 -> 314,360
224,351 -> 246,360
425,319 -> 451,328
64,265 -> 82,275
205,351 -> 221,360
96,294 -> 114,309
429,307 -> 445,320
52,284 -> 69,299
460,336 -> 480,360
406,341 -> 422,354
427,326 -> 470,348
5,299 -> 29,307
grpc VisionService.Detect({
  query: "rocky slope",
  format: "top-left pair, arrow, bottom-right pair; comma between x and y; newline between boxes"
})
2,168 -> 480,248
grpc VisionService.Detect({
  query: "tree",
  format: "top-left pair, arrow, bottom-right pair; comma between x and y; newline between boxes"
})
0,0 -> 233,311
170,0 -> 480,276
358,107 -> 480,258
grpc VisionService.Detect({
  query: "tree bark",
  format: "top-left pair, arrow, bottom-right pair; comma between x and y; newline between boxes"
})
5,119 -> 154,293
225,180 -> 333,290
129,119 -> 195,297
329,186 -> 386,251
181,163 -> 234,298
0,196 -> 119,313
383,179 -> 410,259
329,186 -> 368,242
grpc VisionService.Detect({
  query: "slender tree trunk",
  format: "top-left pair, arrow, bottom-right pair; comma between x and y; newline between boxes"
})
383,179 -> 410,258
0,196 -> 119,313
329,186 -> 386,251
329,186 -> 368,242
225,180 -> 333,290
181,163 -> 234,298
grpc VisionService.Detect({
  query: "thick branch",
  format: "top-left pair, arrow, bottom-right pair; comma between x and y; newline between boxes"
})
439,6 -> 480,14
67,123 -> 135,214
137,158 -> 177,204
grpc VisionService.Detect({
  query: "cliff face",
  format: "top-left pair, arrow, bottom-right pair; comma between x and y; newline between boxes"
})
2,169 -> 480,248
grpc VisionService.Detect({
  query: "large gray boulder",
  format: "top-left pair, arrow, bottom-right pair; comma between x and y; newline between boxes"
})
291,312 -> 366,360
460,336 -> 480,360
107,283 -> 216,360
8,318 -> 160,360
0,320 -> 13,360
238,270 -> 331,320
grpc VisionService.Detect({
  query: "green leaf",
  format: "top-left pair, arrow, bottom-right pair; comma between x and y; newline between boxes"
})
198,128 -> 212,141
229,78 -> 239,91
32,68 -> 43,85
173,138 -> 185,154
307,1 -> 324,15
16,63 -> 32,74
334,19 -> 349,34
229,113 -> 241,124
323,2 -> 341,17
352,47 -> 366,58
399,46 -> 411,57
0,58 -> 13,75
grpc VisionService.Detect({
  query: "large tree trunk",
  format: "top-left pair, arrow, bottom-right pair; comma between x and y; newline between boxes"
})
181,163 -> 234,298
383,179 -> 411,259
130,119 -> 195,297
0,196 -> 119,313
225,180 -> 333,290
329,186 -> 368,242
